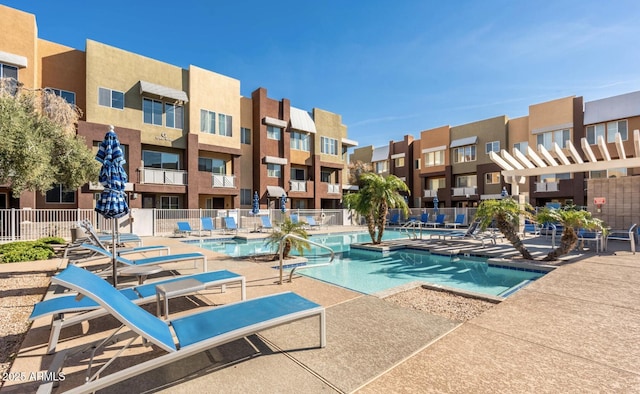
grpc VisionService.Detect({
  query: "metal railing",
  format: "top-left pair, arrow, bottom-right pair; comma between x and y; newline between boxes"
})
277,233 -> 335,284
290,180 -> 307,192
212,174 -> 235,188
142,168 -> 188,185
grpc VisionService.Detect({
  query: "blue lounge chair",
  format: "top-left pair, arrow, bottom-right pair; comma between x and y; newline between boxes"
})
223,216 -> 238,234
420,213 -> 430,224
200,217 -> 215,236
290,214 -> 300,224
306,216 -> 321,229
388,213 -> 401,226
176,221 -> 193,237
445,214 -> 466,228
426,213 -> 446,227
259,216 -> 274,232
522,220 -> 542,237
70,243 -> 208,272
606,223 -> 637,254
38,265 -> 325,393
30,269 -> 246,353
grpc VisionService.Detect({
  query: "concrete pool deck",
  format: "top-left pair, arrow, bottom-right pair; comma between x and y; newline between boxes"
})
3,228 -> 640,392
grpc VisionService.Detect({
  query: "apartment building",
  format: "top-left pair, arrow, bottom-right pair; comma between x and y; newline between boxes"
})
0,5 -> 355,211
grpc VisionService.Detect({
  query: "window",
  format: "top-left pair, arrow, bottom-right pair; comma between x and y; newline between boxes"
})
452,145 -> 476,163
267,164 -> 281,178
428,178 -> 446,190
486,141 -> 500,154
292,200 -> 306,209
586,121 -> 627,144
0,63 -> 18,80
321,137 -> 338,155
374,161 -> 388,174
240,189 -> 252,206
218,114 -> 232,137
98,87 -> 124,109
539,173 -> 571,183
513,142 -> 528,154
455,175 -> 477,188
320,170 -> 333,183
291,168 -> 306,181
46,88 -> 76,105
143,98 -> 163,125
198,157 -> 226,174
165,103 -> 184,129
424,150 -> 445,167
143,150 -> 180,169
290,131 -> 310,151
537,129 -> 570,150
394,157 -> 405,167
46,184 -> 75,203
485,172 -> 500,184
160,196 -> 179,209
241,127 -> 251,144
200,110 -> 216,134
415,159 -> 420,169
267,125 -> 281,140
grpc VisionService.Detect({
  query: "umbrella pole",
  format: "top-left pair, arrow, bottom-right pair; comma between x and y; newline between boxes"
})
112,218 -> 118,287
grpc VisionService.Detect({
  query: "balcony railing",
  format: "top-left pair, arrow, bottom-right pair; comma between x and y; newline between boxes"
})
290,180 -> 307,192
452,187 -> 477,196
535,182 -> 559,192
212,174 -> 235,188
142,168 -> 187,185
327,183 -> 341,194
423,189 -> 438,198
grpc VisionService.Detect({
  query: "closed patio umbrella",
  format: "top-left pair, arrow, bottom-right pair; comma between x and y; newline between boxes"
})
251,191 -> 260,215
433,195 -> 439,214
280,194 -> 287,213
95,125 -> 129,287
501,186 -> 508,198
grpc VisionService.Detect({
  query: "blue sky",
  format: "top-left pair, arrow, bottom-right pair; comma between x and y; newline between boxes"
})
5,0 -> 640,149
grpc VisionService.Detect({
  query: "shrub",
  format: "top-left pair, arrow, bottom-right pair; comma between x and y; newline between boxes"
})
0,240 -> 56,263
37,236 -> 66,245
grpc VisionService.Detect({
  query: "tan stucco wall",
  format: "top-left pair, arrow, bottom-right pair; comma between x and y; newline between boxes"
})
351,146 -> 373,163
188,65 -> 241,150
38,39 -> 86,115
0,5 -> 37,88
420,125 -> 450,174
85,40 -> 188,149
313,108 -> 347,165
451,116 -> 507,175
240,96 -> 254,192
508,116 -> 529,151
529,96 -> 575,131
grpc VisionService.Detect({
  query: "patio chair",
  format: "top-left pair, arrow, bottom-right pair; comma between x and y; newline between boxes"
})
259,215 -> 274,232
426,213 -> 446,227
420,213 -> 430,224
200,217 -> 215,236
577,228 -> 604,252
290,214 -> 300,224
223,216 -> 238,234
306,216 -> 322,230
176,221 -> 193,237
38,265 -> 325,394
79,220 -> 143,246
445,214 -> 466,228
387,213 -> 401,226
522,220 -> 542,237
69,243 -> 208,272
30,268 -> 246,353
606,223 -> 637,254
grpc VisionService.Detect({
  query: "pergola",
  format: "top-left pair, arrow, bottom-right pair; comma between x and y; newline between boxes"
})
489,129 -> 640,196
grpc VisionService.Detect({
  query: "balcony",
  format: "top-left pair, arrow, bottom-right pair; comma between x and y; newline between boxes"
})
142,168 -> 187,185
327,183 -> 341,194
212,174 -> 235,188
423,189 -> 438,198
535,182 -> 559,192
452,187 -> 477,196
290,180 -> 307,192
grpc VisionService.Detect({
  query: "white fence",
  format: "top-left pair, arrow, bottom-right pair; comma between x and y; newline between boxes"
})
0,208 -> 350,242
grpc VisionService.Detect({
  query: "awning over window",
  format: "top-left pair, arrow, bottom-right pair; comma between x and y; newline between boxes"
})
263,156 -> 287,165
585,91 -> 640,124
422,145 -> 447,154
450,136 -> 478,148
139,80 -> 189,102
341,137 -> 358,147
266,185 -> 287,198
391,153 -> 405,159
290,107 -> 316,133
371,146 -> 390,162
0,51 -> 27,68
263,116 -> 288,128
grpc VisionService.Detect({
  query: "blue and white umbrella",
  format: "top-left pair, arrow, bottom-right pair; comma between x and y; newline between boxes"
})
251,191 -> 260,215
95,125 -> 129,286
280,194 -> 287,213
433,195 -> 439,214
501,186 -> 508,198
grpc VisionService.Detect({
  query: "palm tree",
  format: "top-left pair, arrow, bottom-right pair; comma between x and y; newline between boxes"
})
475,198 -> 535,260
343,173 -> 409,244
266,217 -> 310,259
536,206 -> 605,261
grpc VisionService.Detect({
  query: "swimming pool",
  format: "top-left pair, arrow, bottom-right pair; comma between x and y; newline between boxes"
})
188,230 -> 544,297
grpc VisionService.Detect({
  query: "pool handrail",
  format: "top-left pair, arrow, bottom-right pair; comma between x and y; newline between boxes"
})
277,234 -> 335,284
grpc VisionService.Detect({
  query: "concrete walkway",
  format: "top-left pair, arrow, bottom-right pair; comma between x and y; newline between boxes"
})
3,231 -> 640,393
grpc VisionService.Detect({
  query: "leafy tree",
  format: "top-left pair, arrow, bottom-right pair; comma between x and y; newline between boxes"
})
0,83 -> 100,197
348,160 -> 372,186
343,173 -> 409,244
536,206 -> 605,261
475,198 -> 535,260
266,217 -> 311,259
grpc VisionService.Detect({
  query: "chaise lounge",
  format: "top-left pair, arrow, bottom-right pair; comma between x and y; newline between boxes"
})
37,265 -> 325,394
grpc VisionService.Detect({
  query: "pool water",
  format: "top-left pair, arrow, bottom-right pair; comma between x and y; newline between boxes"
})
300,248 -> 543,297
189,230 -> 544,297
